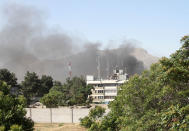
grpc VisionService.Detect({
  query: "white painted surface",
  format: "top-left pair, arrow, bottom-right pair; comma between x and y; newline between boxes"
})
52,108 -> 72,123
31,108 -> 50,123
104,93 -> 117,96
25,108 -> 94,123
104,86 -> 117,90
73,109 -> 90,123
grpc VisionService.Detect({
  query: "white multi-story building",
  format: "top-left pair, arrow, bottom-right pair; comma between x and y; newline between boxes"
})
86,69 -> 128,103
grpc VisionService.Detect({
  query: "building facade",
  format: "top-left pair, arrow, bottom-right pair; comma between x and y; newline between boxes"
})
86,69 -> 128,103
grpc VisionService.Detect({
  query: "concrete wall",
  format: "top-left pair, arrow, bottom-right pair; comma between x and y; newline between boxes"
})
25,108 -> 90,123
73,108 -> 90,123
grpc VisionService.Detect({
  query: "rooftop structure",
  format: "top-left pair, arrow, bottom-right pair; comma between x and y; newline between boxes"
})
86,69 -> 128,104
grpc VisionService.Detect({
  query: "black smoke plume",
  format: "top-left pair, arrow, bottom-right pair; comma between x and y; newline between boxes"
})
0,3 -> 144,82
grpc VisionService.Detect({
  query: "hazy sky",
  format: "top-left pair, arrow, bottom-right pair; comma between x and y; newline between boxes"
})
0,0 -> 188,57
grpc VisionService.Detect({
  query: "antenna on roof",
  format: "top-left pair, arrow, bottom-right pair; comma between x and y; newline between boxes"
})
106,59 -> 110,79
124,66 -> 127,74
97,55 -> 101,80
68,61 -> 72,78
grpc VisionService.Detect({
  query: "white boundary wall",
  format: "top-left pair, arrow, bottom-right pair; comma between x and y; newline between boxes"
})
25,108 -> 91,123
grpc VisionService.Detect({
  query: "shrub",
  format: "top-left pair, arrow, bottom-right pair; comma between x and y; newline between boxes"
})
10,125 -> 22,131
0,126 -> 5,131
80,116 -> 93,128
80,106 -> 105,130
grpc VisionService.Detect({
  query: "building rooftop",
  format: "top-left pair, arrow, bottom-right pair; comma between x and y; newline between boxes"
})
87,79 -> 127,84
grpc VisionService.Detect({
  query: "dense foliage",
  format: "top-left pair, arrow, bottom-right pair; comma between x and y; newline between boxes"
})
38,75 -> 53,97
80,36 -> 189,130
80,106 -> 105,131
0,69 -> 18,87
0,69 -> 20,96
0,81 -> 34,131
41,76 -> 93,107
0,69 -> 93,107
21,71 -> 53,105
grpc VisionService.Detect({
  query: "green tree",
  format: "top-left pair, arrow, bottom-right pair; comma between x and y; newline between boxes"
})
53,80 -> 62,86
40,90 -> 63,108
80,106 -> 105,130
41,81 -> 69,107
0,81 -> 34,131
38,75 -> 53,97
81,36 -> 189,131
41,76 -> 93,107
0,69 -> 19,96
107,36 -> 189,131
21,72 -> 54,105
89,106 -> 105,121
0,68 -> 18,87
65,77 -> 93,105
21,71 -> 41,105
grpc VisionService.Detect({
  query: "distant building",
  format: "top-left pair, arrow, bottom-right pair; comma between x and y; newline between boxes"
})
86,69 -> 128,104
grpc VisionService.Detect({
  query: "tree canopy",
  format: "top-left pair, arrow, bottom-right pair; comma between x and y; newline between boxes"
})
21,72 -> 54,105
80,36 -> 189,130
0,81 -> 34,131
41,76 -> 93,107
0,68 -> 18,87
38,75 -> 53,97
21,71 -> 41,105
80,106 -> 105,131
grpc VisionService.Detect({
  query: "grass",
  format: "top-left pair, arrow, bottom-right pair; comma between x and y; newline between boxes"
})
58,123 -> 64,127
34,123 -> 87,131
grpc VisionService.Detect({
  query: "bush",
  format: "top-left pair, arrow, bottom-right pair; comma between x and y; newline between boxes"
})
10,125 -> 22,131
80,116 -> 93,128
0,126 -> 5,131
21,117 -> 34,131
89,122 -> 100,131
80,106 -> 105,130
40,90 -> 62,108
89,106 -> 105,120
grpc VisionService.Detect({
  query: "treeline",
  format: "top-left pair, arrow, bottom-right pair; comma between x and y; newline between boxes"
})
80,36 -> 189,131
0,69 -> 54,104
41,77 -> 93,107
0,69 -> 93,107
0,80 -> 34,130
0,66 -> 93,131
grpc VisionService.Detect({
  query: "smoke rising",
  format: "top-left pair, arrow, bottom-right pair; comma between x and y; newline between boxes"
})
0,3 -> 144,82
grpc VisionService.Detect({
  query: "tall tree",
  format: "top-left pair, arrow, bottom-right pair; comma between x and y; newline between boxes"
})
0,80 -> 34,131
38,75 -> 53,97
80,36 -> 189,131
41,76 -> 93,107
0,68 -> 17,87
21,71 -> 41,105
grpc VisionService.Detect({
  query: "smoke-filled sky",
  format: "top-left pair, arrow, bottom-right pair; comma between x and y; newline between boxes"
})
0,3 -> 148,82
0,0 -> 188,57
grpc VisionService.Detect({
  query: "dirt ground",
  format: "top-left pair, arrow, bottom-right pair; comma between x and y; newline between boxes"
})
34,123 -> 87,131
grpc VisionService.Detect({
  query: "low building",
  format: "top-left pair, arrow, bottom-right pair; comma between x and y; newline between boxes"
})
86,69 -> 128,104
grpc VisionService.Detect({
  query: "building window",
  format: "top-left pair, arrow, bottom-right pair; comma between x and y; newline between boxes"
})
98,84 -> 103,87
104,96 -> 115,99
98,96 -> 104,99
98,90 -> 104,93
104,84 -> 117,86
